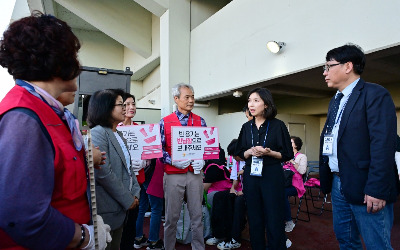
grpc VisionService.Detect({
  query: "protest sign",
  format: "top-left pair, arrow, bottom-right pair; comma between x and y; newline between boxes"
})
171,126 -> 219,161
117,124 -> 162,160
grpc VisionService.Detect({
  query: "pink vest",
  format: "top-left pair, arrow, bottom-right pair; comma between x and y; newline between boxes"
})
146,158 -> 165,198
204,164 -> 232,193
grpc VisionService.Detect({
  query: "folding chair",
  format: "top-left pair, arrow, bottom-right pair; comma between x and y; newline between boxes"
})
293,173 -> 310,223
304,161 -> 332,215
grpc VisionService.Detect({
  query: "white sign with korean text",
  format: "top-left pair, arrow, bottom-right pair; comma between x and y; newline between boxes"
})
171,126 -> 219,161
117,124 -> 162,160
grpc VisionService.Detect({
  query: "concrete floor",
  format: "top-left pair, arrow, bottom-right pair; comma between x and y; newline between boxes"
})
140,190 -> 400,250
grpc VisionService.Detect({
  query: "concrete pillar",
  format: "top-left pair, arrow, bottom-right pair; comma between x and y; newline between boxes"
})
160,0 -> 190,116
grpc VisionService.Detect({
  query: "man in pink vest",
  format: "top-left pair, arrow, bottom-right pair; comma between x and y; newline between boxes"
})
160,83 -> 207,250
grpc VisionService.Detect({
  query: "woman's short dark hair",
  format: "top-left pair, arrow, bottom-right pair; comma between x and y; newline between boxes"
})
326,43 -> 365,75
0,11 -> 81,81
247,88 -> 277,119
122,92 -> 135,102
291,136 -> 303,151
87,89 -> 125,128
227,139 -> 238,156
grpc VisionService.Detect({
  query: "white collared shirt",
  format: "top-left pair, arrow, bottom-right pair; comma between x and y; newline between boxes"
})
328,78 -> 359,172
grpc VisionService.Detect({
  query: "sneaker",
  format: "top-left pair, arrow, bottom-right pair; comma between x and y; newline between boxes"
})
206,237 -> 224,245
217,239 -> 241,250
146,239 -> 165,250
217,241 -> 229,250
145,211 -> 152,217
285,220 -> 295,232
228,239 -> 241,249
134,235 -> 149,249
286,239 -> 292,248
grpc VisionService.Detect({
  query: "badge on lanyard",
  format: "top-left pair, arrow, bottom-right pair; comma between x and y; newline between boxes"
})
249,121 -> 270,177
250,156 -> 263,176
322,133 -> 334,156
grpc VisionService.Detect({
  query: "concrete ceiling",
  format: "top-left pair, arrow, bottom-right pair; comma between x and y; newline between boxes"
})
55,3 -> 99,31
215,45 -> 400,110
26,0 -> 399,115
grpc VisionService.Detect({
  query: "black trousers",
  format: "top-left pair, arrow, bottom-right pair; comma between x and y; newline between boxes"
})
120,207 -> 139,250
243,166 -> 286,250
211,190 -> 246,241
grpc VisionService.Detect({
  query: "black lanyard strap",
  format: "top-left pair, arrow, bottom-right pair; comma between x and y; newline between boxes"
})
250,121 -> 270,148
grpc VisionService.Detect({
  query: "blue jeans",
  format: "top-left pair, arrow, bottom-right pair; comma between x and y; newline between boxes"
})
135,180 -> 164,242
331,175 -> 393,250
284,186 -> 298,221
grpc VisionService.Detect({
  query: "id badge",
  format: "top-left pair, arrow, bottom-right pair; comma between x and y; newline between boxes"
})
322,134 -> 334,156
250,156 -> 263,176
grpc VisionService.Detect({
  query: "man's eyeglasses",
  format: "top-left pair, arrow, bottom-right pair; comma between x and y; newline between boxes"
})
323,63 -> 341,72
114,103 -> 125,109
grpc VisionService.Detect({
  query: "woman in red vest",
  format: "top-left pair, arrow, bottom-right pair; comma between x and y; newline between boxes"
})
0,12 -> 109,249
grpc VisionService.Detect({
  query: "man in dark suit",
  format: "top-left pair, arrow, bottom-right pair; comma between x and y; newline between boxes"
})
319,44 -> 399,249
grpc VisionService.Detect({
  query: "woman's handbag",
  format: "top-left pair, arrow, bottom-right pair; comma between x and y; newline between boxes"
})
283,167 -> 295,187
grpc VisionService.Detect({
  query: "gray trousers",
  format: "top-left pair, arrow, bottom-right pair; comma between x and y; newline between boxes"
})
163,172 -> 205,250
106,225 -> 124,250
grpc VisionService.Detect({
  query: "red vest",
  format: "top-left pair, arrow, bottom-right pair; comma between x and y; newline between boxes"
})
0,86 -> 90,249
164,112 -> 202,174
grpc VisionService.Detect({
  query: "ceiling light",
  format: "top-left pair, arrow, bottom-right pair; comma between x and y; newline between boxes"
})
267,41 -> 286,53
233,91 -> 243,98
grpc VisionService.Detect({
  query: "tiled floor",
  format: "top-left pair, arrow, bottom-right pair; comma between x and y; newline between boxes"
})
141,190 -> 400,249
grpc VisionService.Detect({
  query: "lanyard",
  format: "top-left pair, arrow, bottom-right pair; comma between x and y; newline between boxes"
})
334,92 -> 352,127
250,121 -> 270,147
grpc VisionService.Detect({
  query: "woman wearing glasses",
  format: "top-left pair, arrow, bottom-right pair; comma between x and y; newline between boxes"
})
87,89 -> 141,250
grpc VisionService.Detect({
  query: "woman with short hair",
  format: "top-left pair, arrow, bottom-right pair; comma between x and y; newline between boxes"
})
283,136 -> 307,233
235,88 -> 293,250
87,89 -> 141,250
0,12 -> 108,249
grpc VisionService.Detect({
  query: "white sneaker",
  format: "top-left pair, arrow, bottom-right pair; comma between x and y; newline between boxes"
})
217,241 -> 229,250
285,220 -> 295,232
217,239 -> 241,250
286,239 -> 292,248
206,237 -> 223,246
228,239 -> 241,249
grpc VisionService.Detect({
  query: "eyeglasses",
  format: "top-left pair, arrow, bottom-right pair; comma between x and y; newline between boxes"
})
114,103 -> 125,109
323,63 -> 341,72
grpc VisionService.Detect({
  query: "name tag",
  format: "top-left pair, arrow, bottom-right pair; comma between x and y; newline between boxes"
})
322,134 -> 334,156
250,156 -> 263,176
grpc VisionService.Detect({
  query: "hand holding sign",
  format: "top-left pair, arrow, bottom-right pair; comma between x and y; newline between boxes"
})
191,160 -> 205,174
171,126 -> 219,162
172,159 -> 191,169
117,124 -> 162,160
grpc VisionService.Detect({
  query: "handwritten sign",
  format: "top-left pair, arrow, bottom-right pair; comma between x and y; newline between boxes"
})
117,124 -> 162,160
171,126 -> 219,161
